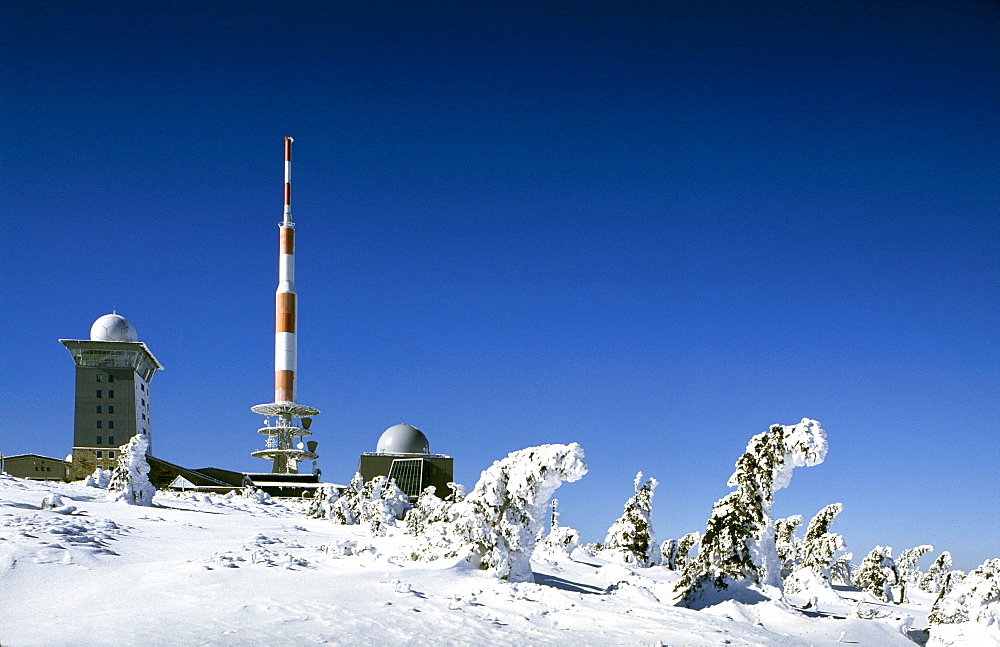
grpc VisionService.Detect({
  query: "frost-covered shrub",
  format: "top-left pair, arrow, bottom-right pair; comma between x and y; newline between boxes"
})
328,473 -> 365,524
674,531 -> 701,572
928,558 -> 1000,629
359,476 -> 410,536
675,419 -> 828,606
446,482 -> 466,503
774,514 -> 803,578
240,486 -> 272,505
601,472 -> 660,567
306,484 -> 341,519
536,499 -> 581,557
894,544 -> 933,602
414,443 -> 587,582
799,503 -> 845,583
921,551 -> 955,594
404,486 -> 452,536
107,432 -> 156,506
830,551 -> 854,586
84,467 -> 111,488
854,546 -> 897,603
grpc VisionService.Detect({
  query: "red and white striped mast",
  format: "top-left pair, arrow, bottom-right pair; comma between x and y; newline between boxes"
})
276,136 -> 297,403
251,137 -> 320,475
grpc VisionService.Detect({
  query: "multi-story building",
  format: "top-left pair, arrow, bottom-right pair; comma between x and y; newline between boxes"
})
60,313 -> 163,480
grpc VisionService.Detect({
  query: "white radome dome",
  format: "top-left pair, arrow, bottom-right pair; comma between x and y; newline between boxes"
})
377,423 -> 430,455
90,313 -> 138,342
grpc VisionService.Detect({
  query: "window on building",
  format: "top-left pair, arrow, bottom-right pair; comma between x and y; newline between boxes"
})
96,436 -> 102,444
96,390 -> 103,398
96,451 -> 103,458
96,405 -> 102,413
96,374 -> 103,382
108,421 -> 114,429
142,399 -> 147,407
142,413 -> 146,420
108,375 -> 115,383
141,383 -> 145,392
108,451 -> 115,459
96,420 -> 102,429
108,436 -> 114,445
108,405 -> 115,414
108,390 -> 114,398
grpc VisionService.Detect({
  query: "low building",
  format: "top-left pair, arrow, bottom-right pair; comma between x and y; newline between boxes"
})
2,454 -> 70,481
358,424 -> 453,501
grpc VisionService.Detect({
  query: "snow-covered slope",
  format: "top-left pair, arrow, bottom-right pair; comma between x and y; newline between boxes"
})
0,475 -> 967,646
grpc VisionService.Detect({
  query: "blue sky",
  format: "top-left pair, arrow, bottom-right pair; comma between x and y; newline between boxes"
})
2,2 -> 996,571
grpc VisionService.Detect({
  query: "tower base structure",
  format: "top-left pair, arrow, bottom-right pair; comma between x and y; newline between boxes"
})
250,402 -> 320,474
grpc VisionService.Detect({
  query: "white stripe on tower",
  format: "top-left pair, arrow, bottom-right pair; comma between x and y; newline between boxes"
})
275,136 -> 297,403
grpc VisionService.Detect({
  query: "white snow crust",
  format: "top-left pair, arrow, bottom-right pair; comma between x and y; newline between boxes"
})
1,474 -> 980,646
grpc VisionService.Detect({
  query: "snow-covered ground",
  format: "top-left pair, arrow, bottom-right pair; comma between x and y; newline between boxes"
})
0,475 -> 979,646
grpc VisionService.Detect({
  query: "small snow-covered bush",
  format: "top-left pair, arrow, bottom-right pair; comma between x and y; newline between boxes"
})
107,432 -> 156,506
414,442 -> 587,582
404,486 -> 452,536
894,544 -> 933,602
536,499 -> 581,557
798,503 -> 845,583
359,476 -> 410,536
84,467 -> 111,488
306,484 -> 342,519
928,558 -> 1000,644
675,418 -> 828,606
854,546 -> 897,603
601,472 -> 660,567
921,551 -> 955,594
774,514 -> 803,578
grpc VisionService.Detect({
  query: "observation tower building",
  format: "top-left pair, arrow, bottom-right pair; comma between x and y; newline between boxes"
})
250,136 -> 321,476
60,313 -> 163,480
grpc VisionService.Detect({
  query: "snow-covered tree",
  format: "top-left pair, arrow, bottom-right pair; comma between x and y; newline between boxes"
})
328,473 -> 365,524
675,419 -> 828,606
774,514 -> 803,578
928,558 -> 1000,630
674,531 -> 701,572
894,544 -> 933,602
661,539 -> 679,570
799,503 -> 845,581
854,546 -> 897,603
107,432 -> 156,506
404,486 -> 452,536
830,551 -> 854,586
537,498 -> 582,557
84,467 -> 111,488
446,482 -> 466,503
601,472 -> 660,567
359,476 -> 410,536
306,484 -> 341,519
414,443 -> 587,582
921,551 -> 955,594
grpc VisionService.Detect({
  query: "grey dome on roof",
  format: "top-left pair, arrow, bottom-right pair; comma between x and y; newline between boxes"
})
90,313 -> 138,342
377,423 -> 430,455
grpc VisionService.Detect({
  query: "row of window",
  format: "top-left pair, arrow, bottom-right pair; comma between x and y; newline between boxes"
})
96,405 -> 115,414
95,436 -> 115,444
96,390 -> 115,398
96,374 -> 115,382
35,465 -> 55,472
95,451 -> 115,459
96,420 -> 115,429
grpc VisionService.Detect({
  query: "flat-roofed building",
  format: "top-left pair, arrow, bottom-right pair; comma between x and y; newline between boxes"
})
1,454 -> 70,481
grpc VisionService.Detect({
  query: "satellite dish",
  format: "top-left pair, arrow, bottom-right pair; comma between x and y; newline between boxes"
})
301,417 -> 312,430
307,440 -> 318,453
296,441 -> 304,450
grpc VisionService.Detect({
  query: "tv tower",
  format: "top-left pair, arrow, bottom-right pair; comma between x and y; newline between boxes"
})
251,137 -> 320,474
